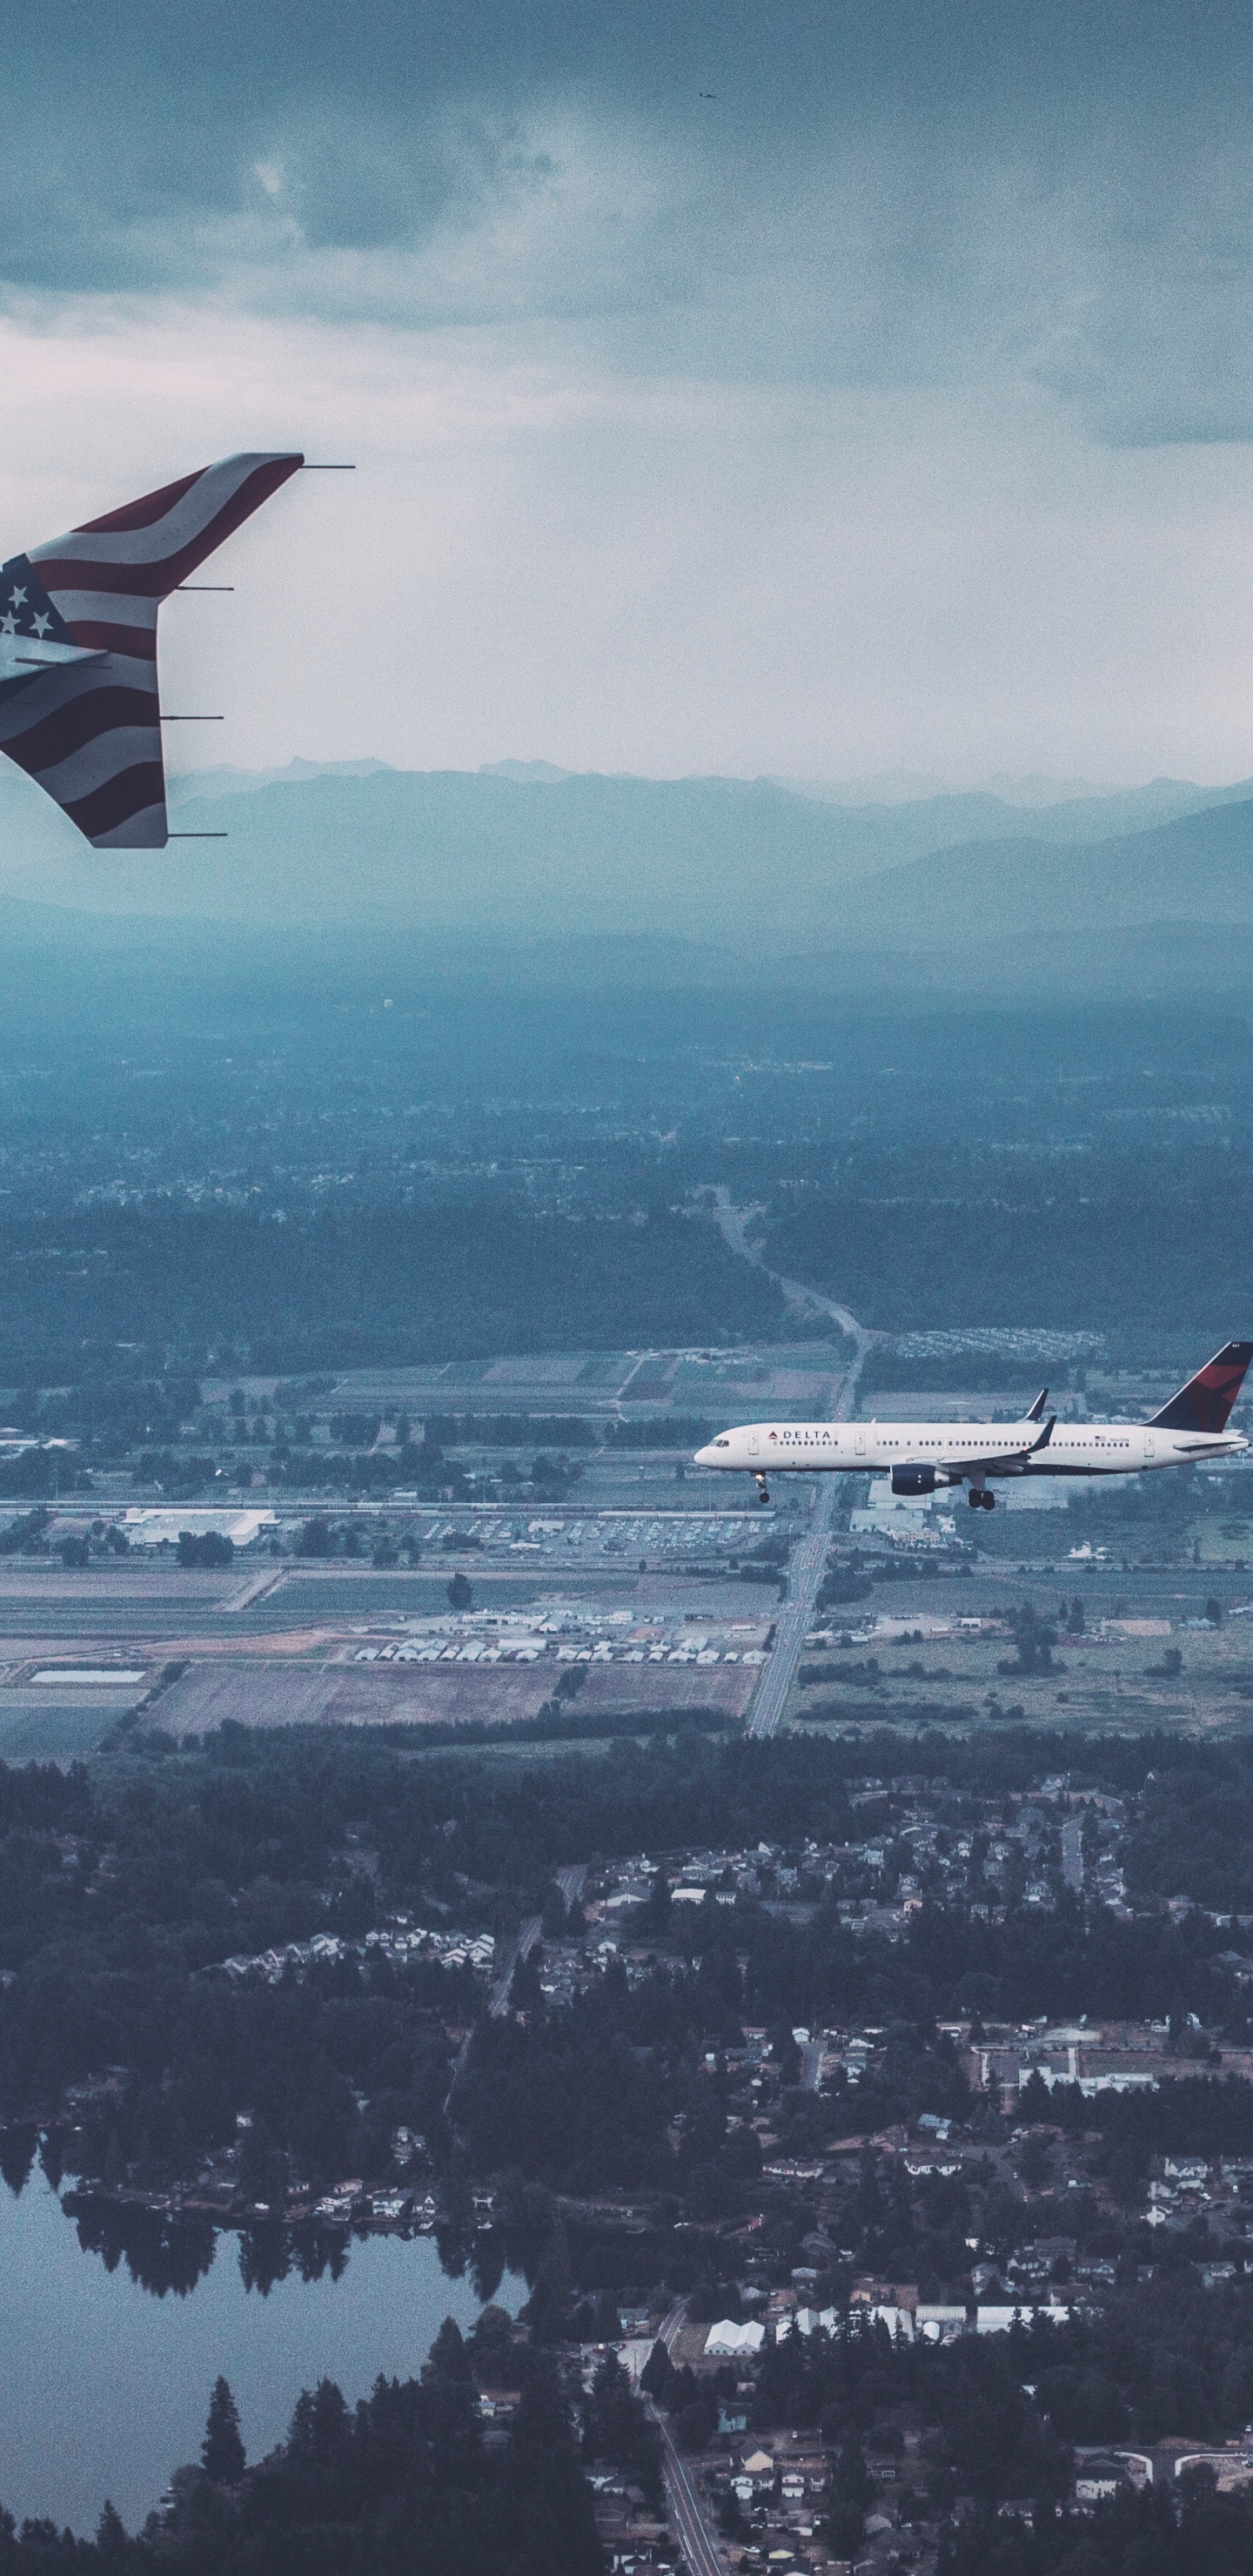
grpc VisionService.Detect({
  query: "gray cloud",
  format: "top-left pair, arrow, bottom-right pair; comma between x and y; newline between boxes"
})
7,3 -> 1253,443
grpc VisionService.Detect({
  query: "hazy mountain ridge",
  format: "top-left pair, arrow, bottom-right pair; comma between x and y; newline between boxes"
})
3,761 -> 1253,995
824,795 -> 1253,949
1,760 -> 1249,946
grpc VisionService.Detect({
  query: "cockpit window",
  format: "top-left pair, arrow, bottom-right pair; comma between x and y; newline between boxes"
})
715,1438 -> 729,1448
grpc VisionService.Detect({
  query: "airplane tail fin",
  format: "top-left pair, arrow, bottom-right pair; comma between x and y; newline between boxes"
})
1026,1387 -> 1049,1422
1149,1340 -> 1253,1433
0,453 -> 302,849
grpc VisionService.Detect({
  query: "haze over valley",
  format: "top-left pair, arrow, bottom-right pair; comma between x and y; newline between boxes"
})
3,760 -> 1253,996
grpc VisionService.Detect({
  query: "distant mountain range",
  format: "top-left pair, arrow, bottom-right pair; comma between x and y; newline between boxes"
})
2,755 -> 1253,994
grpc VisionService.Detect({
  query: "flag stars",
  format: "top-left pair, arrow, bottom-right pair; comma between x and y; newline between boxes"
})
30,613 -> 51,638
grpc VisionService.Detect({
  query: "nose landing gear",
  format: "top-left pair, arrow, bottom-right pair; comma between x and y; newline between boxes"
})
968,1486 -> 995,1510
754,1475 -> 771,1505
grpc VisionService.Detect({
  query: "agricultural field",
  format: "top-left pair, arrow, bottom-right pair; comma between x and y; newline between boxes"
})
147,1654 -> 758,1738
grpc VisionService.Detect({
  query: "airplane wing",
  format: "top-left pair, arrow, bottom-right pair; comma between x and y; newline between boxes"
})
938,1417 -> 1055,1476
0,453 -> 303,849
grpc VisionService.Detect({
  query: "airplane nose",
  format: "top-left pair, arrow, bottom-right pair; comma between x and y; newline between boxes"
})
694,1445 -> 717,1467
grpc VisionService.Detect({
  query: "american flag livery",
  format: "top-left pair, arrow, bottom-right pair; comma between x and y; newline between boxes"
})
0,452 -> 303,849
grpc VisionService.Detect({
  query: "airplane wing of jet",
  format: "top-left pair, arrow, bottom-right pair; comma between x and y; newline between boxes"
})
0,452 -> 304,849
937,1415 -> 1056,1478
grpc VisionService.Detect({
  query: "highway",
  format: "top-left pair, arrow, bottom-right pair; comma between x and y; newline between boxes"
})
658,2292 -> 689,2353
647,2394 -> 726,2576
712,1208 -> 874,1740
1062,1817 -> 1085,1894
488,1912 -> 541,2016
746,1485 -> 838,1737
644,2295 -> 728,2576
703,1185 -> 878,1363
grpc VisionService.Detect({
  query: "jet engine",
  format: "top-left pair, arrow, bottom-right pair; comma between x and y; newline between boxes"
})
891,1461 -> 937,1496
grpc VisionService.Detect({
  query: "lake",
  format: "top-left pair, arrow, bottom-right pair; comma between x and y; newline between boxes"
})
0,2178 -> 526,2535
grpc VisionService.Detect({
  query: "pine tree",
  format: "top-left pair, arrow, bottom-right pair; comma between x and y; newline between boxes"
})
202,2375 -> 245,2484
424,2318 -> 474,2386
539,1882 -> 568,1937
96,2500 -> 129,2567
644,1872 -> 672,1934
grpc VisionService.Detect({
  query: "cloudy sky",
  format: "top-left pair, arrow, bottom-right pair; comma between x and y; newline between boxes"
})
4,0 -> 1253,783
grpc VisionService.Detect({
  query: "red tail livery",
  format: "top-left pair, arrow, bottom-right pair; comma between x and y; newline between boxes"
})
1149,1341 -> 1253,1435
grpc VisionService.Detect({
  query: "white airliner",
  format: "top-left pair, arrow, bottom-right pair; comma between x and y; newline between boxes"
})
694,1341 -> 1252,1507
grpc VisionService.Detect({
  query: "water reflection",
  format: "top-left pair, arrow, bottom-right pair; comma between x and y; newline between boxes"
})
66,2192 -> 217,2297
0,2126 -> 36,2197
58,2187 -> 526,2308
0,2180 -> 529,2532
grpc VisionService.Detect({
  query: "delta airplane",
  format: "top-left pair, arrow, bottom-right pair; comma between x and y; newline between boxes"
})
694,1340 -> 1252,1507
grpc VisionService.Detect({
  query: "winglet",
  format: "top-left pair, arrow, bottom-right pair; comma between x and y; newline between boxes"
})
1029,1415 -> 1055,1452
0,452 -> 303,849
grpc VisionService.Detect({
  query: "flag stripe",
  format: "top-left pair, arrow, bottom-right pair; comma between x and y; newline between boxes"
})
51,454 -> 286,564
0,655 -> 155,741
49,617 -> 158,660
46,589 -> 158,627
91,801 -> 168,850
77,470 -> 205,536
0,685 -> 159,780
62,761 -> 167,843
34,455 -> 303,581
36,728 -> 163,811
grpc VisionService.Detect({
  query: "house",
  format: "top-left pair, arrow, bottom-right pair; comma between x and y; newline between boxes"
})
706,2318 -> 766,2356
740,2451 -> 775,2492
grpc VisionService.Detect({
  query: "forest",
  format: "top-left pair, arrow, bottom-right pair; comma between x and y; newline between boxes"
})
0,1201 -> 783,1381
2,974 -> 1253,1387
0,2318 -> 611,2575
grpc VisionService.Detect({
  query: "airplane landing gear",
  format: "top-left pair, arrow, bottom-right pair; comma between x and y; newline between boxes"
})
754,1476 -> 771,1505
968,1487 -> 995,1510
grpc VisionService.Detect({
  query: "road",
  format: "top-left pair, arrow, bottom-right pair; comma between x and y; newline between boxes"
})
658,2292 -> 689,2352
746,1486 -> 838,1737
706,1194 -> 875,1741
647,2394 -> 726,2576
442,2023 -> 474,2120
1061,1818 -> 1085,1894
489,1912 -> 541,2016
704,1186 -> 877,1362
702,1186 -> 874,1739
454,1889 -> 571,2112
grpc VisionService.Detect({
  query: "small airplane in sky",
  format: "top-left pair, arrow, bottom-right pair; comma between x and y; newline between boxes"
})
694,1340 -> 1253,1505
0,453 -> 305,849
